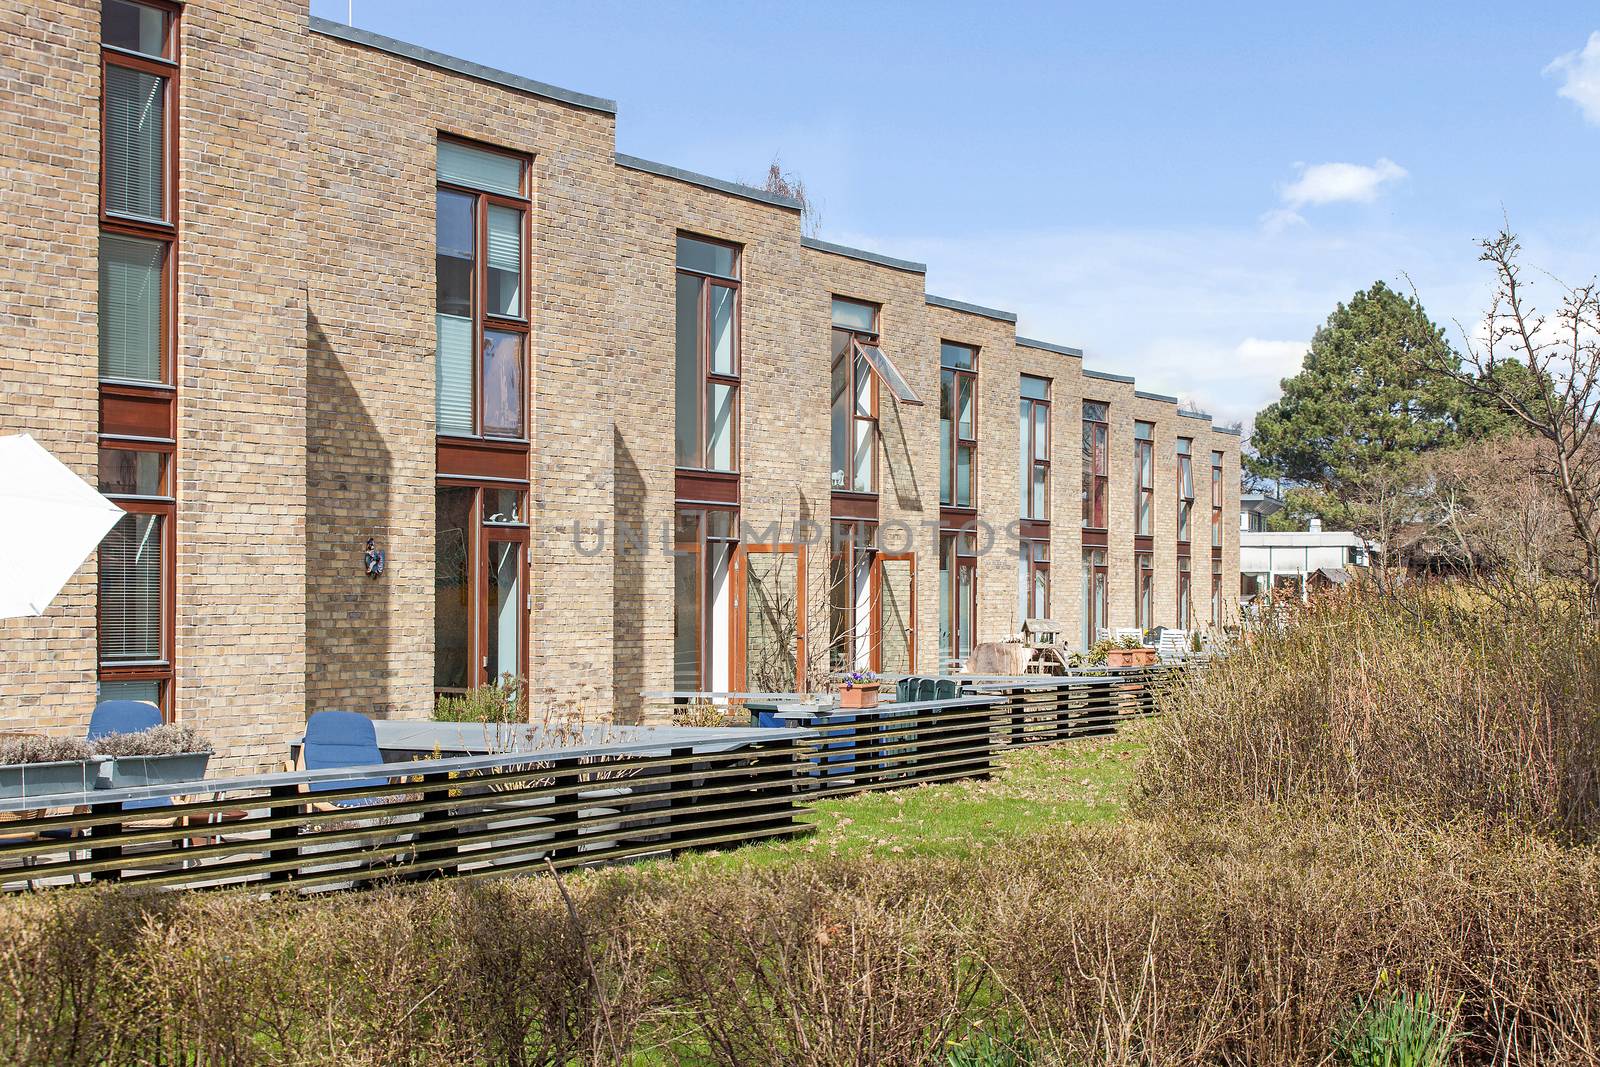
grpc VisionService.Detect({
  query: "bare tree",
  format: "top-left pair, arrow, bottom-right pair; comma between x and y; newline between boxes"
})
1435,227 -> 1600,609
761,159 -> 822,238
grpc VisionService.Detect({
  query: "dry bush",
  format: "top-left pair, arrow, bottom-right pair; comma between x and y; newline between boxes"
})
1138,586 -> 1600,841
640,860 -> 981,1067
1,817 -> 1599,1064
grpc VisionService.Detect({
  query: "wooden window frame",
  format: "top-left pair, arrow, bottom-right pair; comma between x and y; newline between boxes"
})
1211,450 -> 1225,550
1021,376 -> 1050,522
1081,402 -> 1109,530
436,134 -> 532,443
830,298 -> 880,496
434,481 -> 531,698
1176,437 -> 1194,544
828,519 -> 878,672
99,0 -> 179,715
1082,547 -> 1108,649
940,343 -> 979,509
939,527 -> 978,666
677,233 -> 742,474
1021,536 -> 1050,621
740,541 -> 807,692
1134,422 -> 1155,538
1135,551 -> 1155,632
672,505 -> 742,693
1177,556 -> 1192,630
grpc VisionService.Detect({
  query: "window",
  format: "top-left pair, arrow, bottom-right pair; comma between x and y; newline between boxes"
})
1018,537 -> 1049,623
829,520 -> 877,671
99,0 -> 177,714
939,529 -> 977,666
1136,551 -> 1154,632
1176,438 -> 1194,543
1211,451 -> 1225,549
1081,548 -> 1107,648
1020,376 -> 1050,521
674,508 -> 738,691
831,298 -> 879,493
1211,571 -> 1222,626
1081,402 -> 1108,528
1134,421 -> 1155,537
1177,557 -> 1191,629
436,138 -> 529,439
676,235 -> 741,471
940,343 -> 979,507
434,484 -> 529,692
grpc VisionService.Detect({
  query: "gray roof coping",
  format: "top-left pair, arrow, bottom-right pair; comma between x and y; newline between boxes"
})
308,18 -> 618,115
1215,424 -> 1243,437
1135,389 -> 1180,404
800,236 -> 926,274
1082,367 -> 1136,384
1015,336 -> 1084,358
925,293 -> 1018,324
615,154 -> 802,211
1178,409 -> 1215,422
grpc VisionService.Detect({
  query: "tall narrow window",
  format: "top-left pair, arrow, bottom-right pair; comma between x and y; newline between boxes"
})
830,298 -> 879,492
1020,376 -> 1050,520
1176,438 -> 1194,543
673,508 -> 738,691
1211,450 -> 1225,550
676,235 -> 741,471
1136,551 -> 1154,632
1134,421 -> 1155,537
939,529 -> 977,665
1081,548 -> 1107,648
1177,557 -> 1192,629
940,343 -> 979,508
99,0 -> 177,713
435,138 -> 528,439
1210,572 -> 1222,626
1018,537 -> 1049,623
1081,402 -> 1108,528
829,520 -> 877,671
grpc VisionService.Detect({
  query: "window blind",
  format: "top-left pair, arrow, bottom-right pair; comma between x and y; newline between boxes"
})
99,233 -> 163,381
485,205 -> 522,316
105,64 -> 165,220
99,513 -> 163,662
436,314 -> 474,433
437,140 -> 522,197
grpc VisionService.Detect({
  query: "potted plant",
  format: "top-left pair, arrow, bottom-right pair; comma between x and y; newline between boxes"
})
1103,635 -> 1158,668
0,736 -> 106,800
837,671 -> 881,709
93,724 -> 213,789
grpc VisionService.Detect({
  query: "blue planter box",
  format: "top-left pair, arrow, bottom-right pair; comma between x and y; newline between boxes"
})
0,758 -> 107,801
101,752 -> 211,790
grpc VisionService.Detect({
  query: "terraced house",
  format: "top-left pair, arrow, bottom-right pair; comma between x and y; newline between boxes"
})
0,0 -> 1241,770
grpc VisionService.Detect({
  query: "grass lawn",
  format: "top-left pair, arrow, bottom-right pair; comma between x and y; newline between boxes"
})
684,722 -> 1149,869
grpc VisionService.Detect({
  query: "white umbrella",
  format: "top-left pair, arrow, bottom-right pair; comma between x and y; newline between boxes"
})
0,434 -> 125,619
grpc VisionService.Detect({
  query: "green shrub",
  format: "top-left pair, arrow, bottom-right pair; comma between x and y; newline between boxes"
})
433,676 -> 526,724
1332,988 -> 1461,1067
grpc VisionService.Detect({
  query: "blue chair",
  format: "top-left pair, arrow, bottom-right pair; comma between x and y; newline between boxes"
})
896,677 -> 922,703
915,677 -> 939,702
934,678 -> 960,701
300,711 -> 386,808
88,700 -> 167,811
88,700 -> 162,741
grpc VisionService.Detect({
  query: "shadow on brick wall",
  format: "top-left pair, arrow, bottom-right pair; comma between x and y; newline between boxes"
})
612,427 -> 645,724
305,308 -> 397,718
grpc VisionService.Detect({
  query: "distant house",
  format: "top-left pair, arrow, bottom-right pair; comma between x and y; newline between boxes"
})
1239,498 -> 1374,602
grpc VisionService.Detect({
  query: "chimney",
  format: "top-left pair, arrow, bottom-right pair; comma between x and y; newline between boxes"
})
1309,517 -> 1323,533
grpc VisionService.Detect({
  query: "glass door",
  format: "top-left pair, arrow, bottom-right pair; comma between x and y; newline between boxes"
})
877,553 -> 915,676
481,533 -> 527,687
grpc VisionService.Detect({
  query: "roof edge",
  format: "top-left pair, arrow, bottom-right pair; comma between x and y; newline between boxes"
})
800,236 -> 926,274
1177,409 -> 1214,422
1082,367 -> 1136,385
308,17 -> 618,115
925,293 -> 1018,324
1015,336 -> 1083,358
1135,388 -> 1180,404
615,154 -> 802,212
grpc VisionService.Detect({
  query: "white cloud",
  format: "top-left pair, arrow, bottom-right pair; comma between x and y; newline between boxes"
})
1546,31 -> 1600,125
1280,159 -> 1408,209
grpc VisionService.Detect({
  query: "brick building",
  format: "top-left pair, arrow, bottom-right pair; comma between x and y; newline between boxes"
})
0,0 -> 1241,770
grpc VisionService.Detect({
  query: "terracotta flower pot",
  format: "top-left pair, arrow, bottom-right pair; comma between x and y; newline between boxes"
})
838,684 -> 880,709
1105,647 -> 1157,668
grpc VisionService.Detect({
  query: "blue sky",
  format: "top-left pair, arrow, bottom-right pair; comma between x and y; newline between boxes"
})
310,1 -> 1600,426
